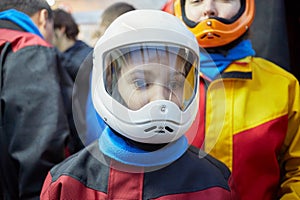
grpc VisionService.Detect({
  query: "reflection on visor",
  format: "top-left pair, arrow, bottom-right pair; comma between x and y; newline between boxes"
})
103,43 -> 198,111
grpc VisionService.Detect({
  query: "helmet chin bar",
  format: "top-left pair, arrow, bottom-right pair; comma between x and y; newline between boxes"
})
94,83 -> 198,144
110,100 -> 189,144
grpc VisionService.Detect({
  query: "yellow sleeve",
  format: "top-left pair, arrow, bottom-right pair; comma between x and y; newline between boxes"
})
279,78 -> 300,199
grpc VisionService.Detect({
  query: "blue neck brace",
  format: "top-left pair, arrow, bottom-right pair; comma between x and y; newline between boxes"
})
98,126 -> 188,167
0,9 -> 43,38
200,39 -> 255,80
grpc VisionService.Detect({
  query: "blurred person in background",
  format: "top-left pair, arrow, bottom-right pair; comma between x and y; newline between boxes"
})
73,2 -> 136,146
92,2 -> 136,40
52,8 -> 92,154
52,8 -> 93,82
174,0 -> 300,199
0,0 -> 72,199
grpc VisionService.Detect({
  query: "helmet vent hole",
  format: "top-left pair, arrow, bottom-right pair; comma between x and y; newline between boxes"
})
155,130 -> 166,134
202,33 -> 221,40
144,126 -> 157,132
144,126 -> 174,134
165,126 -> 174,132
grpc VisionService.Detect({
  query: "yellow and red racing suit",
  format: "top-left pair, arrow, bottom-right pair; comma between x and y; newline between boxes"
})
187,56 -> 300,200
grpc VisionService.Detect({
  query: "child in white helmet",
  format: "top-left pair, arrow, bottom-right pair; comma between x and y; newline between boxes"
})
40,10 -> 238,200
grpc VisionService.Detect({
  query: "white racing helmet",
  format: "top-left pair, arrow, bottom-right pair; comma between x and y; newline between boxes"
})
92,9 -> 200,144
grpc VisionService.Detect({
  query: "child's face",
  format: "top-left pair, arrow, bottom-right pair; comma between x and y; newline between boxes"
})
118,63 -> 186,111
185,0 -> 241,23
104,46 -> 197,111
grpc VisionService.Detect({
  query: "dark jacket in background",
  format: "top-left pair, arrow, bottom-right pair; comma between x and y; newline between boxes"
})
0,20 -> 71,199
58,40 -> 92,153
60,40 -> 93,81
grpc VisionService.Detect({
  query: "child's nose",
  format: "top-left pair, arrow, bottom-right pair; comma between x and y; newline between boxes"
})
203,0 -> 217,17
150,85 -> 171,101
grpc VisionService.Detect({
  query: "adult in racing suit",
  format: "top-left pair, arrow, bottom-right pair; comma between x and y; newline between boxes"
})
0,1 -> 71,199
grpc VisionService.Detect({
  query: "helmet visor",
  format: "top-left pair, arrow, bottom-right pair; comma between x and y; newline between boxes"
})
102,42 -> 198,111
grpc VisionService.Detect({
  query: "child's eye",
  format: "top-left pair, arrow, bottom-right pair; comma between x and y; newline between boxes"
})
190,0 -> 201,4
133,79 -> 148,89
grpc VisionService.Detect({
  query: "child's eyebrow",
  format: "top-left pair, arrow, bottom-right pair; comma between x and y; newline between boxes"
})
125,69 -> 150,77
